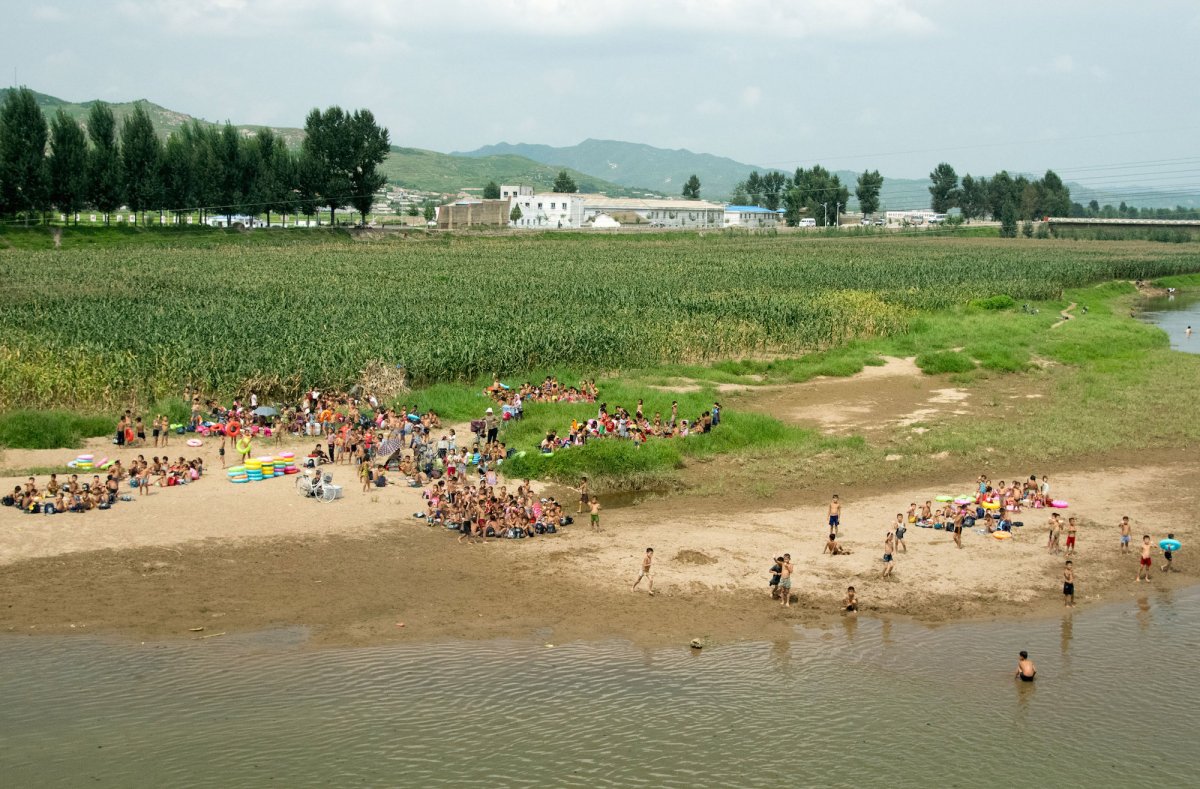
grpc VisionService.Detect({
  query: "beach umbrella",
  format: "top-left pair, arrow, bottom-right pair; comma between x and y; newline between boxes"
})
377,437 -> 403,456
252,406 -> 279,417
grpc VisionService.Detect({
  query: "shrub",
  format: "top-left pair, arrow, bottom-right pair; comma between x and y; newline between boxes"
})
968,295 -> 1016,310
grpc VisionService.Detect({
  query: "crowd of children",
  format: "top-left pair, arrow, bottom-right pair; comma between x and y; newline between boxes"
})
538,399 -> 722,453
414,477 -> 574,541
3,454 -> 206,515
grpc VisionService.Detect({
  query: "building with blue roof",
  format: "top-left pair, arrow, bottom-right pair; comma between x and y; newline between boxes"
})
723,204 -> 780,228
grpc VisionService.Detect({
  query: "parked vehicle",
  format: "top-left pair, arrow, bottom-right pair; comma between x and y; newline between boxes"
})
798,218 -> 817,227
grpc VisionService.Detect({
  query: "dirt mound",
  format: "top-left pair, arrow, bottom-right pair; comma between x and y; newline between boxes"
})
674,549 -> 718,565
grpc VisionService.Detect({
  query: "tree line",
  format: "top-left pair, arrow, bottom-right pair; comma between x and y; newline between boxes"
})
1069,199 -> 1200,221
725,167 -> 883,226
0,86 -> 390,226
927,162 -> 1072,237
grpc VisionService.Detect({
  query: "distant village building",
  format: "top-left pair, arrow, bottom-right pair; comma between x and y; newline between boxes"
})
723,205 -> 780,228
509,192 -> 577,228
499,184 -> 533,200
436,199 -> 510,229
571,195 -> 723,228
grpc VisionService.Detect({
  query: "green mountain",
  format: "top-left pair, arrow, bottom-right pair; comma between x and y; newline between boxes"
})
458,139 -> 756,199
0,88 -> 306,147
381,147 -> 647,197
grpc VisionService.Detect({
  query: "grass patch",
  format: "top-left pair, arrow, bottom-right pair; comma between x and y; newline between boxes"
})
915,350 -> 976,374
0,410 -> 112,449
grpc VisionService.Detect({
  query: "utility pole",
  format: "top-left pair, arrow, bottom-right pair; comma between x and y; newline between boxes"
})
835,202 -> 843,227
821,202 -> 828,227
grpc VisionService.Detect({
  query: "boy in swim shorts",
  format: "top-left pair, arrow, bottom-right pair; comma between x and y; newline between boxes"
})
633,548 -> 654,595
844,586 -> 857,612
589,496 -> 601,532
1119,516 -> 1131,552
1063,560 -> 1074,607
882,532 -> 895,578
778,553 -> 794,607
1065,517 -> 1077,556
1016,650 -> 1036,682
1137,535 -> 1153,582
828,494 -> 841,535
1162,533 -> 1176,573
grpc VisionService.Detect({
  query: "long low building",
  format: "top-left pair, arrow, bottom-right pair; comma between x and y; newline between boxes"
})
507,192 -> 725,229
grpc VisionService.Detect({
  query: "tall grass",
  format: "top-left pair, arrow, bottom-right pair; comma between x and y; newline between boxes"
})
0,411 -> 112,449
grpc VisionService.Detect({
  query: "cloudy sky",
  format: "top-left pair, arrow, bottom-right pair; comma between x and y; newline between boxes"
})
11,0 -> 1200,184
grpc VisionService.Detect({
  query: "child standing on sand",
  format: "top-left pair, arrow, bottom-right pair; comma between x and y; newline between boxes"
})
1162,533 -> 1176,573
882,532 -> 895,578
1137,535 -> 1153,582
589,496 -> 601,532
1119,516 -> 1132,551
828,494 -> 841,536
1065,517 -> 1078,556
1063,561 -> 1075,607
578,476 -> 590,514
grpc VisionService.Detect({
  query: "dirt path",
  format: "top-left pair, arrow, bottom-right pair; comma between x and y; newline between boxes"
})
1052,301 -> 1077,329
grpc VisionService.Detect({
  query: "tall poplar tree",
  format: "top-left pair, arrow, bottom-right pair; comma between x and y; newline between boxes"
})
48,107 -> 88,224
86,101 -> 123,224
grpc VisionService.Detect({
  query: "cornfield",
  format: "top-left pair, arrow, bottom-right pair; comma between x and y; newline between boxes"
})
1,233 -> 1197,410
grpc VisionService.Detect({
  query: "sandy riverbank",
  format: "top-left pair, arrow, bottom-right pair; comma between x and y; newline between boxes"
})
2,436 -> 1195,646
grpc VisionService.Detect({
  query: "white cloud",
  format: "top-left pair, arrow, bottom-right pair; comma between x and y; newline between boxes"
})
741,86 -> 762,108
32,6 -> 68,22
1050,54 -> 1075,73
351,0 -> 936,39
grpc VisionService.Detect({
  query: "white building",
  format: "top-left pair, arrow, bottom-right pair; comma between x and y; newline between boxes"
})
723,205 -> 780,228
499,184 -> 533,200
571,195 -> 723,228
508,192 -> 577,228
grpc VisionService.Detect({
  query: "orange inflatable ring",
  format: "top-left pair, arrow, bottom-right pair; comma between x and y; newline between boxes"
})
225,420 -> 241,437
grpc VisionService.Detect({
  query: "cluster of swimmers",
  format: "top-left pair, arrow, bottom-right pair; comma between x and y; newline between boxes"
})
538,400 -> 722,453
414,477 -> 574,541
4,455 -> 205,515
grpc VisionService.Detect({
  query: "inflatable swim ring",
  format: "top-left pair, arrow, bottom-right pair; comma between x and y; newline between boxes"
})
993,531 -> 1012,541
235,436 -> 252,455
96,457 -> 111,469
1160,539 -> 1182,552
981,501 -> 1000,511
954,497 -> 972,505
186,438 -> 202,448
936,495 -> 953,502
225,421 -> 241,437
1050,500 -> 1069,509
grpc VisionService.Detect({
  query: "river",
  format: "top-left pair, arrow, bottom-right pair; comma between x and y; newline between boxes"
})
3,586 -> 1198,788
1140,290 -> 1200,354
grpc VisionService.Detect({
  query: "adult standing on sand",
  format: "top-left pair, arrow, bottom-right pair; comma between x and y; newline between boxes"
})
828,494 -> 842,536
484,408 -> 498,445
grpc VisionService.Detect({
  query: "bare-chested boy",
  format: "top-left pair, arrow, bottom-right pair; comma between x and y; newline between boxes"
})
589,496 -> 601,532
844,586 -> 858,612
893,514 -> 907,553
778,553 -> 794,607
633,547 -> 654,595
828,495 -> 841,536
882,532 -> 895,578
824,534 -> 849,555
1065,517 -> 1078,556
1118,516 -> 1131,552
1047,513 -> 1062,554
1137,535 -> 1153,582
1063,560 -> 1075,607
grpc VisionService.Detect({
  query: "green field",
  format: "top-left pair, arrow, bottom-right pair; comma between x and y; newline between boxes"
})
1,229 -> 1199,411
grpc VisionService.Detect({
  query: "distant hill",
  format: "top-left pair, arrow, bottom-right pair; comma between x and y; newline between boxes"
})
0,88 -> 306,147
2,88 -> 640,197
458,139 -> 758,199
381,147 -> 644,196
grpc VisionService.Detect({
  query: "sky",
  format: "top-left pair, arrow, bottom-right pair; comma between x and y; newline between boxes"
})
10,0 -> 1200,187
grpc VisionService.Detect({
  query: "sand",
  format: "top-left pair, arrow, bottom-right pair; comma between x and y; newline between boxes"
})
2,364 -> 1197,647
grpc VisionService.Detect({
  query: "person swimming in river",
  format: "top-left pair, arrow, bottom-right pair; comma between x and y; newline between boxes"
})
1016,650 -> 1037,682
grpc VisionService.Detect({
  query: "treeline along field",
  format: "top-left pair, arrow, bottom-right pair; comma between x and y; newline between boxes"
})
2,232 -> 1199,409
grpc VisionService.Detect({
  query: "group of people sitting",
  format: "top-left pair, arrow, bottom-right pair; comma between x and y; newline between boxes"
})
903,474 -> 1052,535
484,376 -> 598,405
3,455 -> 205,515
415,477 -> 572,540
539,400 -> 722,453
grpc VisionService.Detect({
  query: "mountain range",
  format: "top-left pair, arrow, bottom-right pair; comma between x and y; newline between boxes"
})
5,89 -> 1195,209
